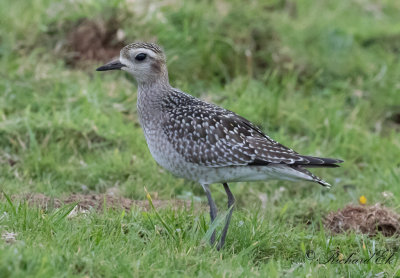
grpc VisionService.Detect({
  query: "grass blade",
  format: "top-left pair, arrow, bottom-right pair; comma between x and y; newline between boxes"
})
49,202 -> 78,225
2,191 -> 16,215
144,187 -> 177,241
202,205 -> 234,244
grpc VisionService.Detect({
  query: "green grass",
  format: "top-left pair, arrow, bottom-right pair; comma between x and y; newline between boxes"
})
1,0 -> 400,277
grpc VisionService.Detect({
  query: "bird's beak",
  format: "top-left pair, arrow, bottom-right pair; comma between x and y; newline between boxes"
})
96,59 -> 125,71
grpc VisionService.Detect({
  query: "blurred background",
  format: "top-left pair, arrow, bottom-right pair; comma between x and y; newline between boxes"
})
0,0 -> 399,210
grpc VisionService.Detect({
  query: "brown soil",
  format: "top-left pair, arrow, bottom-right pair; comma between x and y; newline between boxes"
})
324,204 -> 400,237
390,112 -> 400,125
9,193 -> 201,212
65,18 -> 125,66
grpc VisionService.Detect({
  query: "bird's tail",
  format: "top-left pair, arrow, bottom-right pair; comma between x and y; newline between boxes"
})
297,155 -> 343,168
292,156 -> 343,187
293,166 -> 335,187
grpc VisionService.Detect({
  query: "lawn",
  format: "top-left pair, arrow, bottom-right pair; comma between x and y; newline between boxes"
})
1,0 -> 400,277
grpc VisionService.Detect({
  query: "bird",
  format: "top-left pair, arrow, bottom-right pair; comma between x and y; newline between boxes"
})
96,42 -> 343,250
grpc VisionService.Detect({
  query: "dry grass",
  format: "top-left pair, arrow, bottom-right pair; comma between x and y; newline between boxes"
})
324,204 -> 400,237
65,18 -> 126,66
8,193 -> 203,212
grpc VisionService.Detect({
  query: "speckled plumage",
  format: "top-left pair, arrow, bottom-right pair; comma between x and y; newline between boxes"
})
113,41 -> 344,187
136,84 -> 342,187
97,42 -> 343,249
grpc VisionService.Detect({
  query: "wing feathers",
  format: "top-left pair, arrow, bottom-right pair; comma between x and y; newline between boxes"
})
248,155 -> 343,167
162,91 -> 343,168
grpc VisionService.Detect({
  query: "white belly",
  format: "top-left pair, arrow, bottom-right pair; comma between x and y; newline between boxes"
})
195,164 -> 313,184
144,133 -> 311,185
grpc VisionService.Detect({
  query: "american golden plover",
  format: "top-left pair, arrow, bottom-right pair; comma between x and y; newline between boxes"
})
97,42 -> 343,250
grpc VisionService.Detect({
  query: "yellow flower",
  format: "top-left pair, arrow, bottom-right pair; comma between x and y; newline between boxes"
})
359,195 -> 367,205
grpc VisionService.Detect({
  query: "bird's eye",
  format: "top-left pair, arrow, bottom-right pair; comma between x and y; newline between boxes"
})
135,53 -> 147,61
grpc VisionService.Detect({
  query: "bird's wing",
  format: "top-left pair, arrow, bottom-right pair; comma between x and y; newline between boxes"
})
162,93 -> 319,167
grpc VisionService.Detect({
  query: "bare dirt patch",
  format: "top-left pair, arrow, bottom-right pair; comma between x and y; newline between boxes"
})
324,204 -> 400,237
389,111 -> 400,125
9,193 -> 202,212
64,18 -> 125,67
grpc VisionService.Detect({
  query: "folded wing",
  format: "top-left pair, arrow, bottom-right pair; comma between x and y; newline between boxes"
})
162,92 -> 342,168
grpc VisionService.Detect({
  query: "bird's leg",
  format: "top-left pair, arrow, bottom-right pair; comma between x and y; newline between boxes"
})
201,184 -> 218,245
217,183 -> 235,250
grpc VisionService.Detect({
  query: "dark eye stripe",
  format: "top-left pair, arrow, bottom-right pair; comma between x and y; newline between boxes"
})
135,53 -> 147,61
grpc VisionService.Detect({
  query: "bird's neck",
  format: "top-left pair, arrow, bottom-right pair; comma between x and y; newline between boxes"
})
137,76 -> 170,92
136,64 -> 170,89
137,76 -> 172,103
137,65 -> 171,95
136,75 -> 172,128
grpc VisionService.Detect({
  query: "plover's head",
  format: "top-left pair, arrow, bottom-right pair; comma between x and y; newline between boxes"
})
96,42 -> 167,84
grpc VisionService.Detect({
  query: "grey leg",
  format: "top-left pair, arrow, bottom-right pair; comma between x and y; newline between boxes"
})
201,184 -> 218,245
217,183 -> 235,250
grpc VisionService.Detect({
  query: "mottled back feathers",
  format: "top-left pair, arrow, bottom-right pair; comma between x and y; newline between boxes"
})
162,91 -> 342,168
